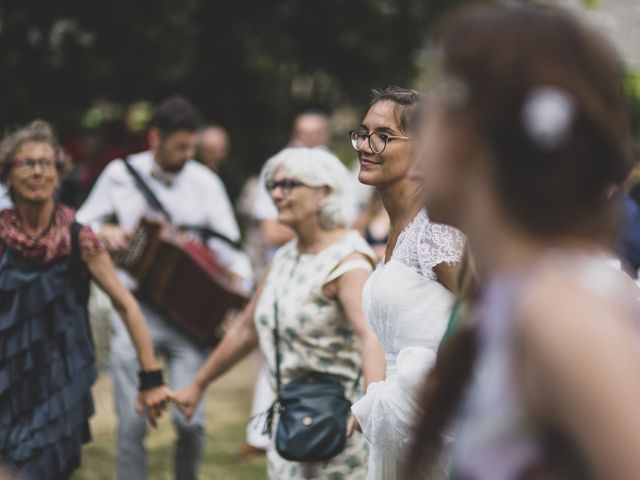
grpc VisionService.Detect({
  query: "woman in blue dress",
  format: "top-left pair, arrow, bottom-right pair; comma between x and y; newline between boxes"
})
0,120 -> 171,479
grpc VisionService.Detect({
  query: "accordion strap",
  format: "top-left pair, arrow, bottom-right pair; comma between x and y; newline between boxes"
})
122,157 -> 242,251
123,157 -> 172,222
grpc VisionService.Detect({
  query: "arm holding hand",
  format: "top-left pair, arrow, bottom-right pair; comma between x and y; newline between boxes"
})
84,251 -> 170,427
170,282 -> 264,420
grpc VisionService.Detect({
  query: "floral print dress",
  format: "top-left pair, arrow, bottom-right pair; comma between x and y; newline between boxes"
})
254,231 -> 376,480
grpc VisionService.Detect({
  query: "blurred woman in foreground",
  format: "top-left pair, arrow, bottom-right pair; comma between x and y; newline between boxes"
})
408,5 -> 640,479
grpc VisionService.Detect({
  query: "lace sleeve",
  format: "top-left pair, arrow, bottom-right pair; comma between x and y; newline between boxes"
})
417,219 -> 465,275
351,346 -> 437,460
392,210 -> 465,279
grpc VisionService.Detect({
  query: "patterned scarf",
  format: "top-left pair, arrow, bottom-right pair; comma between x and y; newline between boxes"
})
0,204 -> 75,265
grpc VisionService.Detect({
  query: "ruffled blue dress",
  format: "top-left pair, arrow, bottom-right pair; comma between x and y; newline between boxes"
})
0,222 -> 97,479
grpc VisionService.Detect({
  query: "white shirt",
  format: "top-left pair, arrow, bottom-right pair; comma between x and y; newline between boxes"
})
77,150 -> 252,284
252,179 -> 278,221
0,185 -> 12,210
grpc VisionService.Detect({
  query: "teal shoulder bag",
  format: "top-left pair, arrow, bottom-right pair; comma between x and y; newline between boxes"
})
265,299 -> 359,462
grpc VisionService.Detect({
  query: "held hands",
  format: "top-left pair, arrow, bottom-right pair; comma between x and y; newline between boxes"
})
133,370 -> 205,425
168,383 -> 205,421
133,383 -> 204,427
135,385 -> 173,428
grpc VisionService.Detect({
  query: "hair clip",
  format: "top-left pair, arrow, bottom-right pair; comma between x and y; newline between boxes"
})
522,86 -> 575,151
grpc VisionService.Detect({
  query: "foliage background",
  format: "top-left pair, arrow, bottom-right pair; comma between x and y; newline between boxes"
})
0,0 -> 472,178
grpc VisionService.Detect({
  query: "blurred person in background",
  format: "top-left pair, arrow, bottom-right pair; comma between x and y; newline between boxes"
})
628,161 -> 640,204
618,149 -> 640,278
354,192 -> 390,263
77,96 -> 252,480
0,120 -> 169,480
254,110 -> 331,248
0,184 -> 11,209
240,109 -> 333,457
408,5 -> 640,479
195,124 -> 240,203
172,148 -> 386,479
348,87 -> 465,480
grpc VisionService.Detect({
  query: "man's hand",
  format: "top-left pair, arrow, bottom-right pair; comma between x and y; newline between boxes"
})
135,386 -> 172,428
97,224 -> 134,253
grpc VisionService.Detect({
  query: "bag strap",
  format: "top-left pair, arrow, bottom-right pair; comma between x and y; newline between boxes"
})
69,221 -> 92,312
122,157 -> 243,250
262,279 -> 285,436
70,221 -> 83,262
272,252 -> 363,396
273,299 -> 283,396
272,252 -> 301,399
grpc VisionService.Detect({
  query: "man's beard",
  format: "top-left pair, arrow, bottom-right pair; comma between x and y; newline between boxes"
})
156,146 -> 185,173
161,163 -> 184,173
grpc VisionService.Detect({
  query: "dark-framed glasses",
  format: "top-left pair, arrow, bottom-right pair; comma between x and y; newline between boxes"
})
13,157 -> 57,172
266,178 -> 305,194
349,129 -> 410,154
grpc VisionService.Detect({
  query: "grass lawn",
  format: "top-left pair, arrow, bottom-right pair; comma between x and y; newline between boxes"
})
72,356 -> 267,480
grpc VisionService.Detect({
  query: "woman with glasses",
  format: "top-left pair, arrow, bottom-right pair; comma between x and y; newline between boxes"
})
0,120 -> 170,480
347,87 -> 465,479
172,147 -> 385,479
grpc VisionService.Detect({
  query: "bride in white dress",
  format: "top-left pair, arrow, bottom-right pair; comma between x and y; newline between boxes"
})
348,87 -> 464,479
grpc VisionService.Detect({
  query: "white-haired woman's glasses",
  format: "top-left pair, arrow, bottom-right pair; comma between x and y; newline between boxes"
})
349,129 -> 410,154
266,178 -> 307,195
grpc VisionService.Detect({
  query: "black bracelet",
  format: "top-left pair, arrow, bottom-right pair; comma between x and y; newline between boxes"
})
138,369 -> 164,392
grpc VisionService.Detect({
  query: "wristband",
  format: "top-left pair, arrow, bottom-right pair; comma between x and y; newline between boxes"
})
138,369 -> 164,392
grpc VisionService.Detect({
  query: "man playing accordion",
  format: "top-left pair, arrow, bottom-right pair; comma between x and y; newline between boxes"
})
77,96 -> 252,480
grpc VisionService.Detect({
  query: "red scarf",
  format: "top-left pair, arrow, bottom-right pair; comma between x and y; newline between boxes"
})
0,205 -> 77,264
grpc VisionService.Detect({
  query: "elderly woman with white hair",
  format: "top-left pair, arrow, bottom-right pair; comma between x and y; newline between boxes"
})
172,147 -> 386,479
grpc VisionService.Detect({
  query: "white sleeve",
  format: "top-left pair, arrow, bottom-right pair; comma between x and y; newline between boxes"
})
76,161 -> 119,227
0,185 -> 12,210
252,180 -> 278,220
204,176 -> 253,282
351,346 -> 436,460
417,221 -> 465,274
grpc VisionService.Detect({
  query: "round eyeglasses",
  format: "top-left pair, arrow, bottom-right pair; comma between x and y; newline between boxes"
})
12,157 -> 58,172
266,178 -> 305,194
349,129 -> 410,154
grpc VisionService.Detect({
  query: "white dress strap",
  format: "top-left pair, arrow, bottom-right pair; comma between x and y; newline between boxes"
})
325,259 -> 374,284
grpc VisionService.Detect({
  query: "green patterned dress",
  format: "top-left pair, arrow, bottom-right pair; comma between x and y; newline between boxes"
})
254,231 -> 376,480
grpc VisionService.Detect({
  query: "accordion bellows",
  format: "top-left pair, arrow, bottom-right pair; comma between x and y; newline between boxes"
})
114,218 -> 250,346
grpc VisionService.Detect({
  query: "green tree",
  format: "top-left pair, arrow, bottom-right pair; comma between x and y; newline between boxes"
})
0,0 -> 471,174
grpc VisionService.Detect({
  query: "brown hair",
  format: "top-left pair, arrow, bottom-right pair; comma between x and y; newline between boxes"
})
0,120 -> 71,185
369,86 -> 423,135
407,4 -> 632,474
149,95 -> 202,137
438,5 -> 630,238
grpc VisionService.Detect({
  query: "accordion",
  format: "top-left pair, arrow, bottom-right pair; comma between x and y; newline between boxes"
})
113,218 -> 250,346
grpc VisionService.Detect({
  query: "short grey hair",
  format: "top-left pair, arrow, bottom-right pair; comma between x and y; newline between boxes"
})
263,147 -> 356,229
0,119 -> 71,185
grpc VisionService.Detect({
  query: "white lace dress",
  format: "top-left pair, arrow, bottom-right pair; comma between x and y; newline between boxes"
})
351,210 -> 465,480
